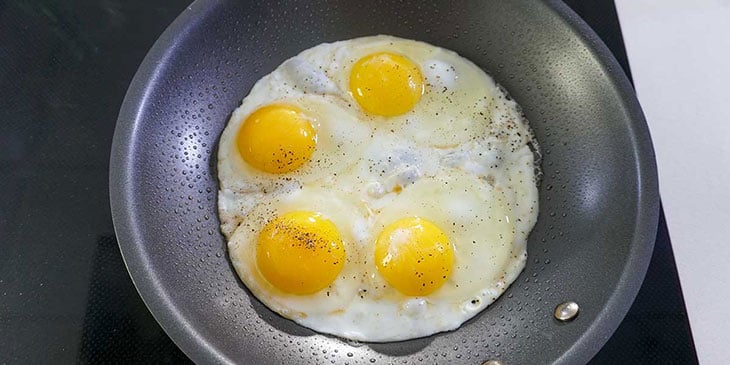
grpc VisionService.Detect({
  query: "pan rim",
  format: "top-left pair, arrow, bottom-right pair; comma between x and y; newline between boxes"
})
110,0 -> 659,363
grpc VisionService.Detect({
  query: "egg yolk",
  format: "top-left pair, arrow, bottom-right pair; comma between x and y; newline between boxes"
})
374,217 -> 454,296
257,211 -> 346,295
349,52 -> 424,116
237,104 -> 317,174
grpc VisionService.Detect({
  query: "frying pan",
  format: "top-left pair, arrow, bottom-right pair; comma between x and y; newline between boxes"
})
110,0 -> 659,363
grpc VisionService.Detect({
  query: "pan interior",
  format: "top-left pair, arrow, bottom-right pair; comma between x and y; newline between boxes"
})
111,0 -> 658,364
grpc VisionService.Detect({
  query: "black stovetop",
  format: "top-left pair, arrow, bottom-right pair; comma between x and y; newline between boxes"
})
0,1 -> 697,363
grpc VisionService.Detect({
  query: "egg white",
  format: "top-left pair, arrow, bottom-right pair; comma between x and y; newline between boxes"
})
340,169 -> 526,341
307,36 -> 501,147
228,185 -> 367,318
217,93 -> 371,191
217,93 -> 371,238
218,35 -> 540,342
228,169 -> 528,342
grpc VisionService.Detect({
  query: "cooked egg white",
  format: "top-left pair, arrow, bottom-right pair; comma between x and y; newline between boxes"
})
228,186 -> 366,317
343,170 -> 525,341
217,94 -> 371,237
307,36 -> 503,147
217,35 -> 540,342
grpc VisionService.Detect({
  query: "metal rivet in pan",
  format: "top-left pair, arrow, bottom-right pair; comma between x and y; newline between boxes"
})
482,361 -> 504,365
554,301 -> 580,322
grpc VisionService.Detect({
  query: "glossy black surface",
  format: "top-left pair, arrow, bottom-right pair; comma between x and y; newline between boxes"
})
0,0 -> 696,364
0,1 -> 191,362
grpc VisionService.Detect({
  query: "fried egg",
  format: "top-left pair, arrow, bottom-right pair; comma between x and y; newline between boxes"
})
217,35 -> 540,342
342,170 -> 526,341
308,36 -> 502,147
217,94 -> 371,237
228,186 -> 365,317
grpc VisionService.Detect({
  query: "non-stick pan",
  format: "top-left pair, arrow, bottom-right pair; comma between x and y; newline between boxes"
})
110,0 -> 659,363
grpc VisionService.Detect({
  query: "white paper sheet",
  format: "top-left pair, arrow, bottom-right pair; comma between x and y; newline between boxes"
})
615,1 -> 730,363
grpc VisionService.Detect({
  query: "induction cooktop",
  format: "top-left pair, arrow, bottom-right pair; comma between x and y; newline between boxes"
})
0,1 -> 697,363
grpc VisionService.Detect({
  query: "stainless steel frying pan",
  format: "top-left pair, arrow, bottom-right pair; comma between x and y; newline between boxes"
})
110,0 -> 659,363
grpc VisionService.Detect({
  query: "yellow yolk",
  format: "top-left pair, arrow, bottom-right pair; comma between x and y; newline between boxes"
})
349,52 -> 424,116
237,104 -> 317,174
374,217 -> 454,296
256,211 -> 346,295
